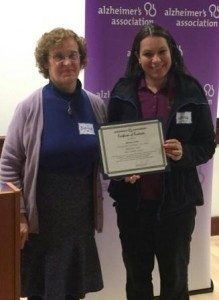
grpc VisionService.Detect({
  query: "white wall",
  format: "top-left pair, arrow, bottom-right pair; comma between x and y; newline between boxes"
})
212,146 -> 219,216
0,0 -> 85,134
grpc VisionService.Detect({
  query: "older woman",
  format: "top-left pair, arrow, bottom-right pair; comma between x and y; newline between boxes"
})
0,28 -> 106,300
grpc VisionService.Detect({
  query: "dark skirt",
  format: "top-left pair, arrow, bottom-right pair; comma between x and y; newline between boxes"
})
21,171 -> 103,300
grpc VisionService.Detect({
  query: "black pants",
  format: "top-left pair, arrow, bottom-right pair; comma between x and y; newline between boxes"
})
115,201 -> 196,300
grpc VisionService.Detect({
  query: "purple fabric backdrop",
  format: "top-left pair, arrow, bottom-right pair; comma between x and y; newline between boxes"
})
84,0 -> 219,208
85,0 -> 218,121
84,0 -> 219,293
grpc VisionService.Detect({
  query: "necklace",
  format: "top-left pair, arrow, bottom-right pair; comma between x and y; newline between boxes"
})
67,102 -> 73,115
49,81 -> 80,116
61,97 -> 74,115
54,89 -> 75,116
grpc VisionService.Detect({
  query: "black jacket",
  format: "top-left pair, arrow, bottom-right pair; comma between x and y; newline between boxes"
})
107,74 -> 216,217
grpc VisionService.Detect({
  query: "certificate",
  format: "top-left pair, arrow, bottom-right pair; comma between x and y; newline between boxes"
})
98,119 -> 167,178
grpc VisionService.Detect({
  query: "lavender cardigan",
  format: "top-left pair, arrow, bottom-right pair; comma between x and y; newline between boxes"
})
0,87 -> 107,233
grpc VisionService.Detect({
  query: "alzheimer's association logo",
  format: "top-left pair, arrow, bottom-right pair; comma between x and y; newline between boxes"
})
204,83 -> 215,97
144,2 -> 157,17
209,4 -> 219,18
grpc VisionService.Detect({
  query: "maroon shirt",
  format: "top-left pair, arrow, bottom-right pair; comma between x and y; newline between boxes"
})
138,79 -> 171,200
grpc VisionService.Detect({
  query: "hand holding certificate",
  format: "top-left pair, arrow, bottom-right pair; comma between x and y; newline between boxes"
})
98,119 -> 167,178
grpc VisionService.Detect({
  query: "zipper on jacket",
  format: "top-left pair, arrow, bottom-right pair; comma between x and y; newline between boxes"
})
113,95 -> 141,120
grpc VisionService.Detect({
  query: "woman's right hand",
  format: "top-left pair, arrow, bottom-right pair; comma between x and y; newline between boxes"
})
124,175 -> 141,184
20,213 -> 29,249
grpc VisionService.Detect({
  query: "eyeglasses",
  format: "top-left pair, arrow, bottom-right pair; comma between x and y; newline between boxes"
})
50,51 -> 80,64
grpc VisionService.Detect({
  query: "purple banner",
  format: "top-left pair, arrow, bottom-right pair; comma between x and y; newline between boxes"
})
84,0 -> 219,295
85,0 -> 219,123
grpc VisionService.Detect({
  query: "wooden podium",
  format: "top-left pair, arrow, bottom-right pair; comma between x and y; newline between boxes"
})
0,182 -> 20,300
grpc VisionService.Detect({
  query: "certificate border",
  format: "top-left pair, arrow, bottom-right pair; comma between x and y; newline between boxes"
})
98,119 -> 167,178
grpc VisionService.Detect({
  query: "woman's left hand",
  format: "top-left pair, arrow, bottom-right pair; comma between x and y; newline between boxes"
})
163,139 -> 183,161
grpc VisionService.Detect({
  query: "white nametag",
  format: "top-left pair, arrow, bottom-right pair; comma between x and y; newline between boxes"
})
78,123 -> 95,135
176,112 -> 192,124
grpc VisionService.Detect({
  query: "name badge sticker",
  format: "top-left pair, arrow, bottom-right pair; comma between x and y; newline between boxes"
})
176,112 -> 192,124
78,123 -> 95,135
